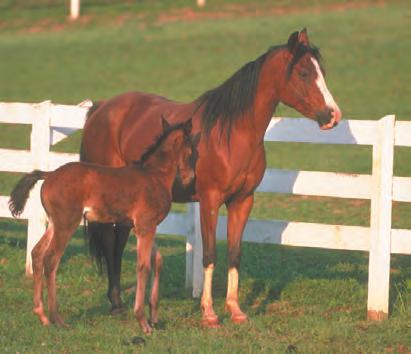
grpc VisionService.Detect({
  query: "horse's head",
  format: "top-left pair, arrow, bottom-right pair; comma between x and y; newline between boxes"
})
278,29 -> 341,130
161,117 -> 195,186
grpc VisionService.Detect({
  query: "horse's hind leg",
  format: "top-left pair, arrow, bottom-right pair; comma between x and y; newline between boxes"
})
134,227 -> 155,334
149,245 -> 163,327
43,221 -> 78,327
90,222 -> 129,314
32,223 -> 54,326
111,223 -> 131,314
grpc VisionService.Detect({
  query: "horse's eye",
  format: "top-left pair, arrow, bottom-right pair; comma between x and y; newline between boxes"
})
299,70 -> 309,79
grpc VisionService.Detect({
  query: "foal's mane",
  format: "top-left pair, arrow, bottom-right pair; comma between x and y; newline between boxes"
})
133,122 -> 187,167
196,42 -> 323,139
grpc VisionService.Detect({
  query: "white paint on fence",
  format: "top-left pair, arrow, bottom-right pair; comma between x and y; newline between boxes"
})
0,101 -> 410,321
257,169 -> 372,199
367,115 -> 395,320
70,0 -> 80,21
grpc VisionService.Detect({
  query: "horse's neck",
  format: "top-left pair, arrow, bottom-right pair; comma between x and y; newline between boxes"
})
248,51 -> 284,141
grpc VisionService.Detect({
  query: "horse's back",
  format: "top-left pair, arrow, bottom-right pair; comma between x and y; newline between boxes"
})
81,91 -> 193,166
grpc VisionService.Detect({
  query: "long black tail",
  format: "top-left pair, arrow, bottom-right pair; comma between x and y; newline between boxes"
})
8,170 -> 47,217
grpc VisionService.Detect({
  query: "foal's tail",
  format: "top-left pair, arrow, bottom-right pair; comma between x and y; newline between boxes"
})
8,170 -> 47,217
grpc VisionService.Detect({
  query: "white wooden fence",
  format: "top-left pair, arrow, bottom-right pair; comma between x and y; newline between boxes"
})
1,101 -> 410,321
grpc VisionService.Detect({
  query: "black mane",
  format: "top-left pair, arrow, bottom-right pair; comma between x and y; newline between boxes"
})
196,42 -> 323,139
133,122 -> 187,167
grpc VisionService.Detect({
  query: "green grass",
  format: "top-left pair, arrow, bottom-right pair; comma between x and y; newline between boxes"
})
0,220 -> 410,352
0,1 -> 410,352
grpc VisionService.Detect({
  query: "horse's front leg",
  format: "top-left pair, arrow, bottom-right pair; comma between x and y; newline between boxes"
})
199,193 -> 220,328
225,194 -> 254,323
111,223 -> 131,314
134,227 -> 155,334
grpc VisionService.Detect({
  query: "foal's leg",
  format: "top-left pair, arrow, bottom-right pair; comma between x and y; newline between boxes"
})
225,194 -> 254,323
43,221 -> 79,327
149,245 -> 163,327
134,227 -> 155,334
32,223 -> 54,325
199,193 -> 220,327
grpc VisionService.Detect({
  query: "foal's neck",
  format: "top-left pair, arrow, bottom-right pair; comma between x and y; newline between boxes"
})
141,150 -> 178,188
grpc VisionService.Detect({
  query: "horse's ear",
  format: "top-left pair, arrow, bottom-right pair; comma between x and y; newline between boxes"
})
161,115 -> 171,131
298,28 -> 309,45
184,118 -> 193,135
287,31 -> 299,53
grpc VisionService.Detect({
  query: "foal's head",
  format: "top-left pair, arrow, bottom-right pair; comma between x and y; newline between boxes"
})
276,29 -> 342,130
166,118 -> 194,186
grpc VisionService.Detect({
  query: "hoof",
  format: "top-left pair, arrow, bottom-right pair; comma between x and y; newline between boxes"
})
50,315 -> 69,328
231,312 -> 248,324
225,303 -> 248,324
33,306 -> 50,326
40,317 -> 50,326
201,315 -> 220,328
110,306 -> 127,316
138,319 -> 153,335
55,321 -> 70,329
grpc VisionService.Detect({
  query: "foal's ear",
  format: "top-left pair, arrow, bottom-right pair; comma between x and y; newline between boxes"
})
298,28 -> 309,46
183,118 -> 193,135
161,115 -> 171,131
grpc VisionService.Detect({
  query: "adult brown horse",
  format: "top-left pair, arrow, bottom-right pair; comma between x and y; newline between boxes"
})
81,29 -> 341,327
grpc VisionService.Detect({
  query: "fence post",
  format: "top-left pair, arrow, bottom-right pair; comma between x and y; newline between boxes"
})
185,204 -> 195,291
367,115 -> 395,320
185,202 -> 203,297
70,0 -> 80,21
25,101 -> 51,275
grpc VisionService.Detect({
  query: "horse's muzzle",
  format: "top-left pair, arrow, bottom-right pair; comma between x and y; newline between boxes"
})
317,107 -> 341,130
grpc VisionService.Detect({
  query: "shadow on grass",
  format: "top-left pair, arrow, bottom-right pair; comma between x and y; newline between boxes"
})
2,218 -> 409,319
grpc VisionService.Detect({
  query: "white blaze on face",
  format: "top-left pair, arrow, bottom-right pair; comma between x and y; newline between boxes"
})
311,57 -> 339,111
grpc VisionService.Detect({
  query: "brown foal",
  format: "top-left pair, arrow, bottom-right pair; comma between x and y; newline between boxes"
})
9,118 -> 194,334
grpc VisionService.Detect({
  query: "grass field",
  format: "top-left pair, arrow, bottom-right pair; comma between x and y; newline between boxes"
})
0,0 -> 410,352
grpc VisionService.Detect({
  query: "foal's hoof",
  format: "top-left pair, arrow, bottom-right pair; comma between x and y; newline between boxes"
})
201,315 -> 220,328
139,319 -> 153,335
33,306 -> 50,326
50,314 -> 69,328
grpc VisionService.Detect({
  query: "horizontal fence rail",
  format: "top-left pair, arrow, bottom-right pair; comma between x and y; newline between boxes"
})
0,101 -> 410,321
